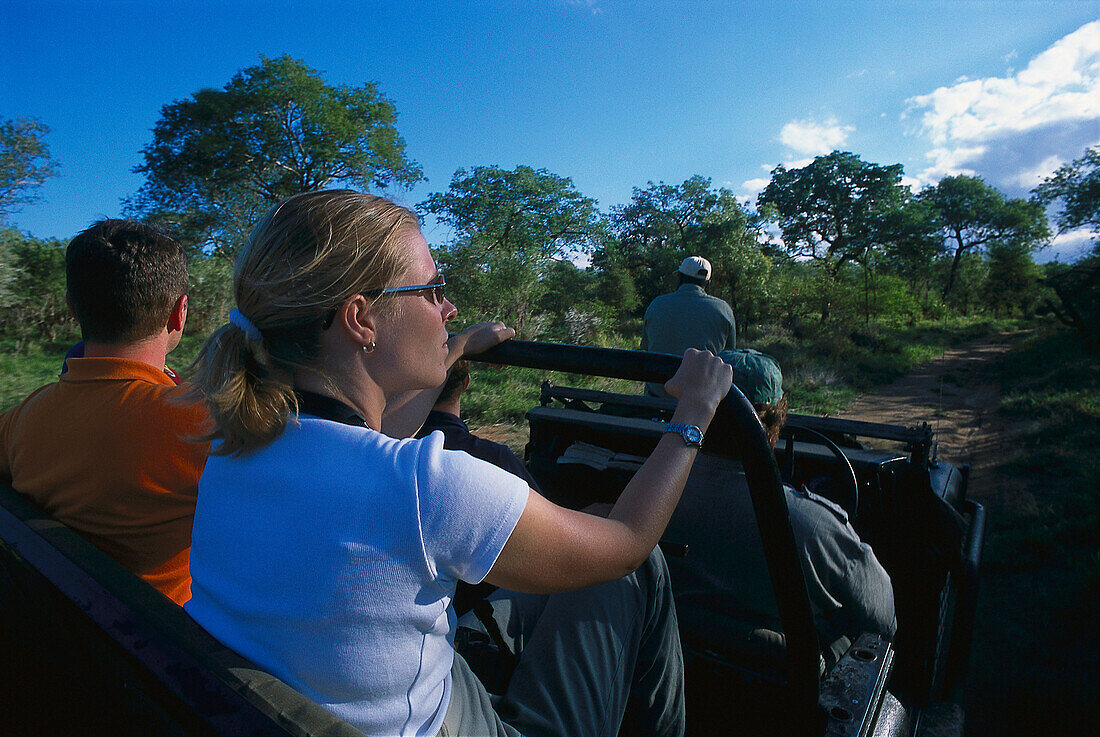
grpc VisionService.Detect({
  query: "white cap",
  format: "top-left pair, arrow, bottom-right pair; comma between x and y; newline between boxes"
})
677,256 -> 711,280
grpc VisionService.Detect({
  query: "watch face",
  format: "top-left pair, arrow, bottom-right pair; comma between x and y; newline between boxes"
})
668,422 -> 703,446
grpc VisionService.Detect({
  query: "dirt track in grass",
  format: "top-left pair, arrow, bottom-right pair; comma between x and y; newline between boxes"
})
836,332 -> 1097,737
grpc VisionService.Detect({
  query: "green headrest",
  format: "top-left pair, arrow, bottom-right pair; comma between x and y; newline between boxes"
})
718,349 -> 783,405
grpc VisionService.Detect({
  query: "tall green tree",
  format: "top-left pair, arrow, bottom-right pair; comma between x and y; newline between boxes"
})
757,151 -> 912,278
602,175 -> 766,323
757,151 -> 929,323
128,55 -> 423,260
0,228 -> 72,342
419,165 -> 605,337
0,118 -> 59,219
984,241 -> 1044,316
1033,146 -> 1100,238
1033,147 -> 1100,340
878,198 -> 945,301
918,175 -> 1049,300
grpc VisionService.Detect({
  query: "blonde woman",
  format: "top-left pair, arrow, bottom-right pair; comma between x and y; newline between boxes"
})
185,190 -> 732,737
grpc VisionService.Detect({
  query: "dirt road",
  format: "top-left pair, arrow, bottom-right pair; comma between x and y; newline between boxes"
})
839,331 -> 1096,736
838,332 -> 1018,483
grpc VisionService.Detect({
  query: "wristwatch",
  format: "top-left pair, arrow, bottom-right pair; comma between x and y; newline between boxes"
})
664,422 -> 704,448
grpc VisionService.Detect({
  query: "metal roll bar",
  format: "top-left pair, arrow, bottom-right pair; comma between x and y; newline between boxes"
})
465,339 -> 824,725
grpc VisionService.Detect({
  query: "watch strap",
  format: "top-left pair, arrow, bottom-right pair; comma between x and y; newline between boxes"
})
664,421 -> 704,448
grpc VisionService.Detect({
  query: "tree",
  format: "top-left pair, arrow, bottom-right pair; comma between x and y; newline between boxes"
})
757,151 -> 911,278
757,151 -> 928,323
419,165 -> 605,337
602,175 -> 766,322
0,118 -> 59,219
1033,146 -> 1100,237
1032,147 -> 1100,341
878,198 -> 945,303
984,241 -> 1044,316
128,55 -> 423,260
919,175 -> 1050,300
0,228 -> 73,343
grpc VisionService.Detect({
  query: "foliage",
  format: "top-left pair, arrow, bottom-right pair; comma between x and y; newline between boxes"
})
421,165 -> 605,338
877,197 -> 944,293
1041,251 -> 1100,343
757,151 -> 920,277
0,228 -> 74,343
1033,145 -> 1100,236
0,339 -> 70,412
919,175 -> 1050,300
185,255 -> 235,336
0,117 -> 59,220
983,241 -> 1045,316
600,175 -> 767,326
127,55 -> 423,260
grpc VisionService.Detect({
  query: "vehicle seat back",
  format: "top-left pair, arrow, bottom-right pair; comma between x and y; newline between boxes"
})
0,482 -> 365,736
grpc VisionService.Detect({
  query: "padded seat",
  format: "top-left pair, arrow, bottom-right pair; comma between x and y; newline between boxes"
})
0,482 -> 365,736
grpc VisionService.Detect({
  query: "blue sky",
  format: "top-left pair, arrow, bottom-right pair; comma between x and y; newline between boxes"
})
2,0 -> 1098,261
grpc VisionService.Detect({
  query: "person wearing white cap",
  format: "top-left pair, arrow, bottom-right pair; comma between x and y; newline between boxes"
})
640,256 -> 737,396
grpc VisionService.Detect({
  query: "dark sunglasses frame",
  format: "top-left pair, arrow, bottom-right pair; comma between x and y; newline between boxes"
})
321,275 -> 447,330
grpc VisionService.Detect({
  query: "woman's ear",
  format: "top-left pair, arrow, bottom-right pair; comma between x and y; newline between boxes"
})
336,294 -> 378,349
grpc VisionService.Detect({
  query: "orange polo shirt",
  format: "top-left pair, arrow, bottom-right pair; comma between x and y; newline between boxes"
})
0,358 -> 209,605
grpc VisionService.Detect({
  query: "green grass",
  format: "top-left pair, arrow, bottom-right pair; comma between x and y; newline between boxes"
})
0,339 -> 73,412
2,316 -> 1026,421
0,334 -> 208,413
963,325 -> 1099,736
744,314 -> 1024,414
983,327 -> 1100,581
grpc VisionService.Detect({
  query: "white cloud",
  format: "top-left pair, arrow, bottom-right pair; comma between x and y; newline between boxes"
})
782,157 -> 816,170
900,175 -> 924,193
907,21 -> 1100,191
1012,154 -> 1066,189
1040,229 -> 1095,264
563,0 -> 603,15
739,178 -> 771,199
778,117 -> 854,156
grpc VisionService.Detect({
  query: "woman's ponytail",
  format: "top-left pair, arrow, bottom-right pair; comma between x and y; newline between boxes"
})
188,189 -> 418,455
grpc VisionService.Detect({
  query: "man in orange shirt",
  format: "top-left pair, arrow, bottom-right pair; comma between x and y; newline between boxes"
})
0,219 -> 207,605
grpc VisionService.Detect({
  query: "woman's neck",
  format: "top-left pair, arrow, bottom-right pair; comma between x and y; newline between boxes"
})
295,371 -> 385,431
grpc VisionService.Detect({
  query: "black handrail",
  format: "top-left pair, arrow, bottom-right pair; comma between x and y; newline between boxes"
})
465,339 -> 823,723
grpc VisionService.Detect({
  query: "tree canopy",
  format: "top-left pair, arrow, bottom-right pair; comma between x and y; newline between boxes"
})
0,118 -> 59,219
1033,146 -> 1100,237
128,55 -> 423,259
920,175 -> 1049,299
757,151 -> 914,277
420,165 -> 605,337
601,175 -> 767,322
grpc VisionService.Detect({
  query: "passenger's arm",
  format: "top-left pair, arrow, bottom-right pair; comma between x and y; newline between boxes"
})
382,322 -> 515,438
484,349 -> 732,594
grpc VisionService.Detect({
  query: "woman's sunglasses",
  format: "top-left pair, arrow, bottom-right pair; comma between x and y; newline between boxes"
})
322,275 -> 447,330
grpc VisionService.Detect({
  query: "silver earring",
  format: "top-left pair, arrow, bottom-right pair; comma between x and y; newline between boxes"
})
363,340 -> 376,353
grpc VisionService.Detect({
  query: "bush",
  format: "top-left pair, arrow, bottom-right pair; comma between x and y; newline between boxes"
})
0,229 -> 76,344
186,254 -> 234,335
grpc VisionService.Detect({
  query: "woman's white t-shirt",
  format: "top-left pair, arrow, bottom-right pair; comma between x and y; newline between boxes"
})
185,417 -> 529,737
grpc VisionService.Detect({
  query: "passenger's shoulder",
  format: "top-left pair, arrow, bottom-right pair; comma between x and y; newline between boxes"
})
786,484 -> 849,526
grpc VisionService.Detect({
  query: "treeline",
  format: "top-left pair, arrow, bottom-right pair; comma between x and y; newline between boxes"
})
1,56 -> 1097,349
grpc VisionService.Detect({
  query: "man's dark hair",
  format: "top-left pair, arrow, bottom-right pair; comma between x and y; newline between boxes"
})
436,359 -> 471,406
677,272 -> 708,288
66,219 -> 188,343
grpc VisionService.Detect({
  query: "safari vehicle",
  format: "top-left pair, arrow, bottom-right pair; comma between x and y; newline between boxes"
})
0,341 -> 984,736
